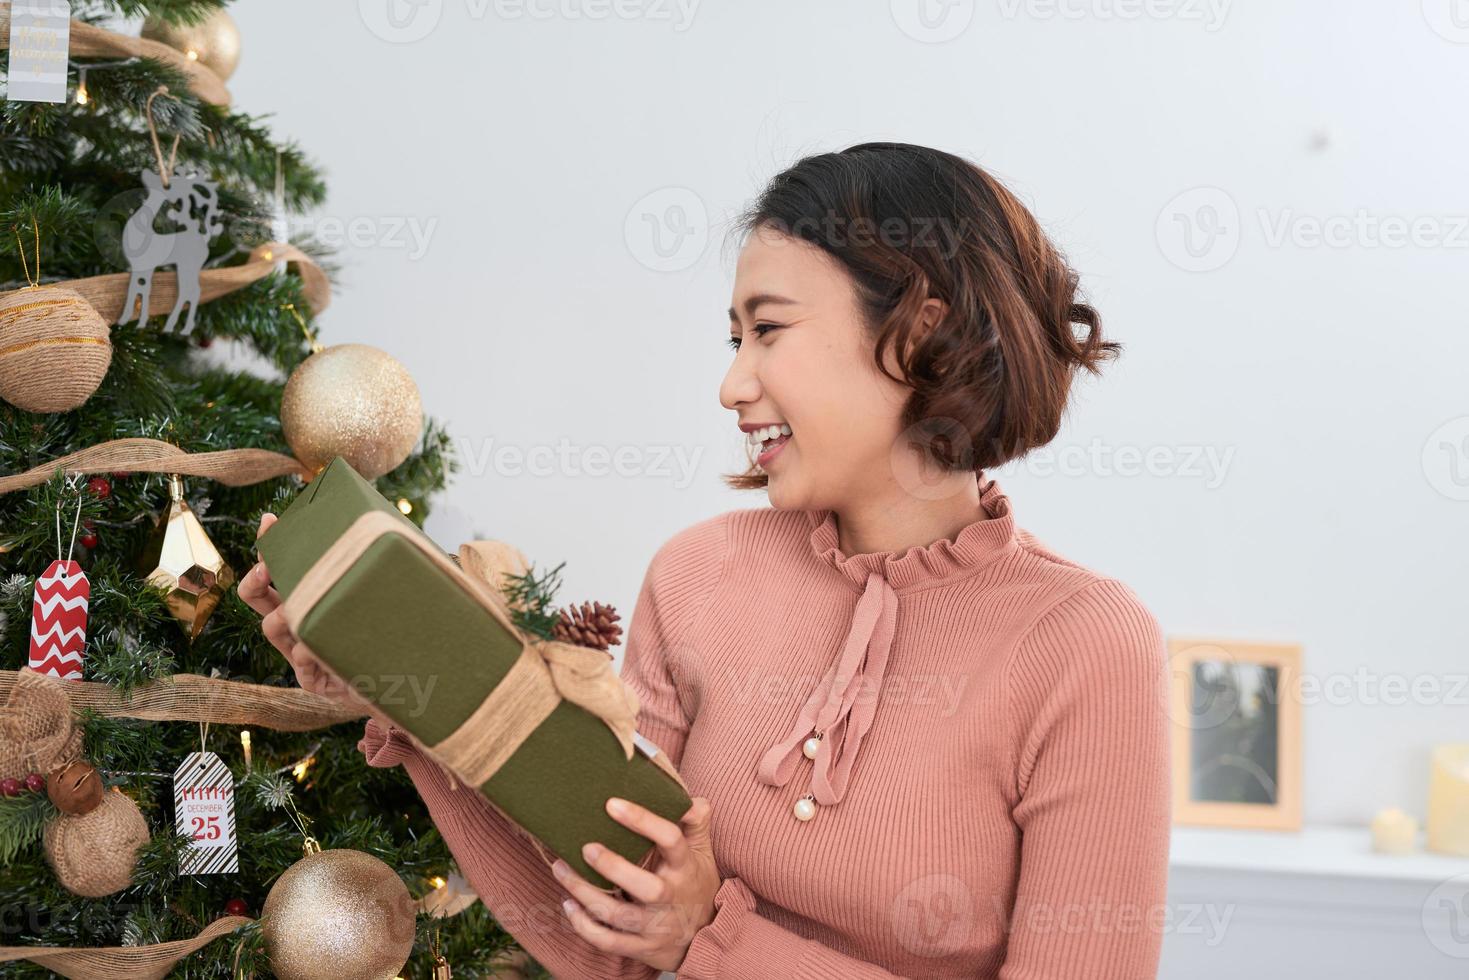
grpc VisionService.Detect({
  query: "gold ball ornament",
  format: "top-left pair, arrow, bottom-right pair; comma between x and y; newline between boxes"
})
140,9 -> 242,81
43,787 -> 150,898
261,847 -> 417,980
281,343 -> 423,480
0,285 -> 112,413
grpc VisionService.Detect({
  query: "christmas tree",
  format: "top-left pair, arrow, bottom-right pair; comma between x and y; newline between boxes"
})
0,2 -> 541,976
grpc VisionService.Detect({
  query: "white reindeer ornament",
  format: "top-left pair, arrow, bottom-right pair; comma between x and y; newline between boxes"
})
116,165 -> 224,334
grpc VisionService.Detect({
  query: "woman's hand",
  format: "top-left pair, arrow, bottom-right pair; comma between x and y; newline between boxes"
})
552,795 -> 720,972
238,513 -> 389,724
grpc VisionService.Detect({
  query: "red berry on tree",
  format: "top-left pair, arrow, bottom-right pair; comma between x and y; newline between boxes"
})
0,778 -> 20,798
24,773 -> 45,793
80,533 -> 99,549
224,898 -> 249,917
87,476 -> 111,499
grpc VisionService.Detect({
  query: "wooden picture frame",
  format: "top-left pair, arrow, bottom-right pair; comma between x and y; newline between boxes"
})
1168,636 -> 1302,830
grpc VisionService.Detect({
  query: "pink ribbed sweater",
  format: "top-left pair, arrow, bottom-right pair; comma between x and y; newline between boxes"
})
358,474 -> 1172,979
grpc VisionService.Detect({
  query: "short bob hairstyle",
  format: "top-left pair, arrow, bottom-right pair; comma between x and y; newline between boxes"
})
723,142 -> 1118,491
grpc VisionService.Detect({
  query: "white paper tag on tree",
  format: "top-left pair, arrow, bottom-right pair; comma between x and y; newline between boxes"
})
174,751 -> 239,874
5,1 -> 71,104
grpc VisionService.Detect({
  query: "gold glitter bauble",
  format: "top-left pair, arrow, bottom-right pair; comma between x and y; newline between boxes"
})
140,10 -> 242,81
43,788 -> 150,898
262,848 -> 417,980
0,285 -> 112,413
281,343 -> 423,480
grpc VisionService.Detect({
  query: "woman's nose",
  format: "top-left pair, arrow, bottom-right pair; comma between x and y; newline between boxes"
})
719,351 -> 760,411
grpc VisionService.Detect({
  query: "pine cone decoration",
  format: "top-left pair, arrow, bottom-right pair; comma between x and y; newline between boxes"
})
552,601 -> 623,652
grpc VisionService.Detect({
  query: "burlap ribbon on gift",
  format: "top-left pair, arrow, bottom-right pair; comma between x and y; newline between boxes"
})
277,510 -> 688,794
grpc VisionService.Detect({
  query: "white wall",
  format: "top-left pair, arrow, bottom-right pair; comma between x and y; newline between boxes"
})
228,0 -> 1469,826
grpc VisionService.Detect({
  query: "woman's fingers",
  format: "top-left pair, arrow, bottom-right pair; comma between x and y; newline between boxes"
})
260,607 -> 298,659
606,797 -> 693,872
239,513 -> 281,615
552,860 -> 652,933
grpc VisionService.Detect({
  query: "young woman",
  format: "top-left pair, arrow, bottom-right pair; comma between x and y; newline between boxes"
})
242,142 -> 1171,979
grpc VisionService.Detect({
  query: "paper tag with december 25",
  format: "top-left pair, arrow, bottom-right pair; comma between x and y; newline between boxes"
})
5,1 -> 71,104
174,752 -> 239,874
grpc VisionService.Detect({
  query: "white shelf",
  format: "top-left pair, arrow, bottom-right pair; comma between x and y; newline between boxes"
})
1169,823 -> 1469,884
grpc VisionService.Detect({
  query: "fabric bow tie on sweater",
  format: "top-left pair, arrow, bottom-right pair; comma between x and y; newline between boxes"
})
756,569 -> 898,807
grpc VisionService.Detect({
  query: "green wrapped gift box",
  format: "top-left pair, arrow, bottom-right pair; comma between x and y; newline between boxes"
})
256,456 -> 691,888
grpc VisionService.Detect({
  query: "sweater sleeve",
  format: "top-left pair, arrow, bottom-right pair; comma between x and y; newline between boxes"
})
356,515 -> 728,980
677,877 -> 909,979
998,577 -> 1172,980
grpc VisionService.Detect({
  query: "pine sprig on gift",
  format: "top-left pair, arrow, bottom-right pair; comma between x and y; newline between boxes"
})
0,793 -> 58,865
502,562 -> 566,642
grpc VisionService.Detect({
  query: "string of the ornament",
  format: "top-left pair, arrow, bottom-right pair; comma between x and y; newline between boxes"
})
13,218 -> 40,288
282,302 -> 322,354
54,474 -> 83,566
144,86 -> 183,188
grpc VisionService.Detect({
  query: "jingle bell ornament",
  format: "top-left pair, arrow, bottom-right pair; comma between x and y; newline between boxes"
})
140,473 -> 235,641
47,759 -> 104,816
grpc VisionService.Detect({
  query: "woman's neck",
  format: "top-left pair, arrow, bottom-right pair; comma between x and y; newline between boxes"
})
833,470 -> 986,558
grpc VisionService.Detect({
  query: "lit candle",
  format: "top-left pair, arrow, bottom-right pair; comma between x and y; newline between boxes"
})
240,730 -> 252,770
1370,806 -> 1418,855
1428,744 -> 1469,857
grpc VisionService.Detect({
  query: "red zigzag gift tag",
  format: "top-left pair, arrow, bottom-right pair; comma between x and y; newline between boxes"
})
28,559 -> 89,681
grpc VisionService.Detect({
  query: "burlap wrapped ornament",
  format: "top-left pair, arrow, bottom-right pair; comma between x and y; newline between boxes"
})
0,668 -> 84,782
0,286 -> 113,413
43,788 -> 151,898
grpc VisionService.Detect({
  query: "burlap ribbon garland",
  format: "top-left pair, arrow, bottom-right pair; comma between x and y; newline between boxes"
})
0,242 -> 330,333
0,1 -> 231,106
277,510 -> 689,793
0,437 -> 312,495
64,242 -> 331,325
0,914 -> 252,980
0,667 -> 364,735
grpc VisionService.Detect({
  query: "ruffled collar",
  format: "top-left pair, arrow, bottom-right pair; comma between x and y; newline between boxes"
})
805,473 -> 1016,592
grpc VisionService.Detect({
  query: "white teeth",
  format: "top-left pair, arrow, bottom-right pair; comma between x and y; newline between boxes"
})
748,423 -> 792,447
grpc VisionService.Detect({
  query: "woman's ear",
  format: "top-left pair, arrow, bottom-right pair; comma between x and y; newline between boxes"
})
901,297 -> 950,364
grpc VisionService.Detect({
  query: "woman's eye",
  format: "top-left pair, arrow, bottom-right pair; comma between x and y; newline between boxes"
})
727,324 -> 779,352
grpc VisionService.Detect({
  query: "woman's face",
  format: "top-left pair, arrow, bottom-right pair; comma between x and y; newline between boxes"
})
721,226 -> 913,512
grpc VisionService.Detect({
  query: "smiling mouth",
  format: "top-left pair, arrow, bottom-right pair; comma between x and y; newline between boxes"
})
748,423 -> 792,456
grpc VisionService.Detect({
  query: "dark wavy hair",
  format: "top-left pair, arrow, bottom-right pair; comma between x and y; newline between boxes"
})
723,142 -> 1119,491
